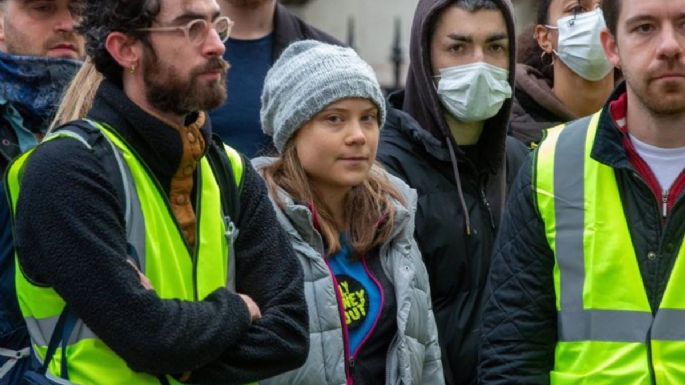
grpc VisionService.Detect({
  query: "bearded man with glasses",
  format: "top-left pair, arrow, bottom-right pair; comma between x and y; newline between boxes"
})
4,0 -> 309,384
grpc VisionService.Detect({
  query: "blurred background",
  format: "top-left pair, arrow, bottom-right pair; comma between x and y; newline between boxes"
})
282,0 -> 537,91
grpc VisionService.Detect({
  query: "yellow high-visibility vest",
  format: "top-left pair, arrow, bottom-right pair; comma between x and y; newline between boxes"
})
535,111 -> 685,384
6,120 -> 252,385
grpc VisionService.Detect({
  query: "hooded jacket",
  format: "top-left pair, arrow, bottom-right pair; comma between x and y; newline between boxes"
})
508,64 -> 576,147
376,1 -> 527,384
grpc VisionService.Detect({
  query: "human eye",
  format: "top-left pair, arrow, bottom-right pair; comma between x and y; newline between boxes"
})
325,114 -> 344,125
361,112 -> 379,124
187,19 -> 208,42
448,43 -> 466,54
27,1 -> 56,17
632,23 -> 656,35
488,42 -> 508,55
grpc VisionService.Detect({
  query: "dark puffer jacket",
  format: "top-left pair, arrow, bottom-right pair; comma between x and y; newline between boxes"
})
480,83 -> 685,384
376,1 -> 527,384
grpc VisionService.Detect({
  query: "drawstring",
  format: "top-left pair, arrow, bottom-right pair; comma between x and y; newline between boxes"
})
445,135 -> 472,236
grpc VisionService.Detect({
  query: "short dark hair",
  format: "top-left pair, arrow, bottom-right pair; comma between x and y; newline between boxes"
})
455,0 -> 499,12
536,0 -> 554,24
430,0 -> 501,41
77,0 -> 162,84
603,0 -> 620,36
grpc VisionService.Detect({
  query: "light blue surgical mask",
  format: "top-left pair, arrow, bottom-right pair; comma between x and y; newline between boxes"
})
435,62 -> 512,123
546,8 -> 613,82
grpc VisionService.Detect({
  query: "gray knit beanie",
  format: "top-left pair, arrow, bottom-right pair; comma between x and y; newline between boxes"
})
261,40 -> 386,153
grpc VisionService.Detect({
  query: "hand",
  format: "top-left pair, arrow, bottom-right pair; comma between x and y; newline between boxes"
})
127,259 -> 154,290
239,294 -> 262,322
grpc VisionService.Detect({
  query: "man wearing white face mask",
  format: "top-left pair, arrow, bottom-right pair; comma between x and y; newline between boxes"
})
376,0 -> 527,384
509,0 -> 616,147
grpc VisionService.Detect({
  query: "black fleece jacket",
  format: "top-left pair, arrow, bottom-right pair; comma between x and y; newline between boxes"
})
13,80 -> 308,383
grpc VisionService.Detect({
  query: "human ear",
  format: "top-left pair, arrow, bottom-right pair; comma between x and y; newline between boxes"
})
535,24 -> 555,54
104,32 -> 143,73
600,28 -> 621,69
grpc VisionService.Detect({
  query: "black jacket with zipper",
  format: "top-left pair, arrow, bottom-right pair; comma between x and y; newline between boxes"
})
376,0 -> 526,383
479,83 -> 685,384
378,94 -> 527,385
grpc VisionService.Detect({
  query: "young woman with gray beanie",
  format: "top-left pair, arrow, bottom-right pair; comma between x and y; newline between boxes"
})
254,40 -> 444,385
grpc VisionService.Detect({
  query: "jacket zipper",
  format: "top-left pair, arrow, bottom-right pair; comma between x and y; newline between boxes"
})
480,186 -> 496,230
631,171 -> 663,383
325,261 -> 354,385
348,257 -> 386,363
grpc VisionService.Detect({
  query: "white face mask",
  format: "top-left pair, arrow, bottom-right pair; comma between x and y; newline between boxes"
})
546,8 -> 613,81
435,62 -> 512,123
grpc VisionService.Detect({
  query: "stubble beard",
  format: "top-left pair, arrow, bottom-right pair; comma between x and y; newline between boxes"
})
624,64 -> 685,117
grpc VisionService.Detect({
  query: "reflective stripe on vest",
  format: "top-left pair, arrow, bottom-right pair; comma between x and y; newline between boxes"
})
535,111 -> 685,384
6,121 -> 248,385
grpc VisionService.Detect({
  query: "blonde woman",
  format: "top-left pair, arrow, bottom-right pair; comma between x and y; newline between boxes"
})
254,40 -> 444,385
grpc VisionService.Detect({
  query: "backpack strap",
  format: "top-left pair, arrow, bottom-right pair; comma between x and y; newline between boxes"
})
205,135 -> 244,292
49,120 -> 126,213
205,134 -> 243,224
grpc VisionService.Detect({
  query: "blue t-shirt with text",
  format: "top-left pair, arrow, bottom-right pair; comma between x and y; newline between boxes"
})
328,237 -> 383,356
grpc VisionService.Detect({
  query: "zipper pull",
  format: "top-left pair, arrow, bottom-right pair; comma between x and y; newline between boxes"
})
662,190 -> 669,218
480,188 -> 496,230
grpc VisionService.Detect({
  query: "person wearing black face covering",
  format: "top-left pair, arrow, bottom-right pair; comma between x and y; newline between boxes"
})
376,0 -> 527,384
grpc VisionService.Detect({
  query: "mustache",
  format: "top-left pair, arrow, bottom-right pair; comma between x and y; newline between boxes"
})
193,57 -> 230,77
44,32 -> 81,50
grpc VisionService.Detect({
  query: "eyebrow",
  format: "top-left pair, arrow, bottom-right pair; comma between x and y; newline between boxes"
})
447,33 -> 508,43
625,12 -> 685,25
170,10 -> 221,24
624,15 -> 655,26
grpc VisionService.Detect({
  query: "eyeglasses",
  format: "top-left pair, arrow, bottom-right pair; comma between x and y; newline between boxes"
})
137,16 -> 234,45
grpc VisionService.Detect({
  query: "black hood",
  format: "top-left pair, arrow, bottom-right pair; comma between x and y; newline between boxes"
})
402,0 -> 517,174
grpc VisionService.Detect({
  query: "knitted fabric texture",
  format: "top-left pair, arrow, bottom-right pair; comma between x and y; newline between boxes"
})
260,40 -> 386,153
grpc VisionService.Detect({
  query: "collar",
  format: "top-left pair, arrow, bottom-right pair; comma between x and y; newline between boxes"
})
87,79 -> 213,192
0,51 -> 81,132
606,85 -> 685,212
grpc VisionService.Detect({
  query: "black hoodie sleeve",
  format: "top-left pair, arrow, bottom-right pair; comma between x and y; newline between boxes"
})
479,156 -> 557,385
14,138 -> 254,376
184,163 -> 309,385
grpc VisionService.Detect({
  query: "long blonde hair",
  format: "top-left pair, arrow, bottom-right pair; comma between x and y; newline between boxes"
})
262,142 -> 405,258
49,58 -> 103,131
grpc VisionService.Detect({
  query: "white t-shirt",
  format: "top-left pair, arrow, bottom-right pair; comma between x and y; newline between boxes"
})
630,134 -> 685,192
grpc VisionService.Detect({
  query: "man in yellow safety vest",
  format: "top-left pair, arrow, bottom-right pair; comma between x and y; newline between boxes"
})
6,0 -> 308,384
480,0 -> 685,383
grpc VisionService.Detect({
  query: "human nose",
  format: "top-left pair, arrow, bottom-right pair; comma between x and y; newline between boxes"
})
472,46 -> 485,63
202,26 -> 226,57
345,120 -> 368,145
54,8 -> 77,33
656,24 -> 684,61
